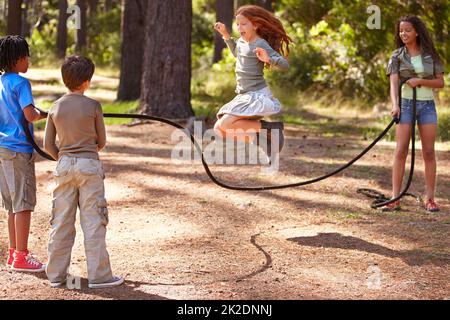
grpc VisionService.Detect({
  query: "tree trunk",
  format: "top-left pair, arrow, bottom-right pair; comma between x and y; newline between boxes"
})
213,0 -> 234,63
7,0 -> 22,35
3,1 -> 7,21
258,0 -> 273,11
21,0 -> 31,37
75,0 -> 87,52
117,0 -> 146,101
57,0 -> 68,58
104,0 -> 113,12
140,0 -> 194,119
88,0 -> 98,16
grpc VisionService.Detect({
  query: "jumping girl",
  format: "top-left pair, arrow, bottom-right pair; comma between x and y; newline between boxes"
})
213,5 -> 292,160
384,15 -> 445,212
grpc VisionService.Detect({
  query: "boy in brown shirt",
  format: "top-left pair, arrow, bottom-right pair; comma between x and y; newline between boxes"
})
44,55 -> 123,289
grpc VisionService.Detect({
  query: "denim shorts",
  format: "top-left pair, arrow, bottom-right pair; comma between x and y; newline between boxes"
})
399,99 -> 437,125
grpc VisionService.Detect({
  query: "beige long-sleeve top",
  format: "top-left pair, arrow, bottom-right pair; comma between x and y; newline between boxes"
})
44,93 -> 106,160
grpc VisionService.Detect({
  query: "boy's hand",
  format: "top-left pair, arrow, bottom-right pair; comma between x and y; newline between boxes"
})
214,22 -> 230,40
254,47 -> 270,63
37,108 -> 48,120
38,111 -> 48,120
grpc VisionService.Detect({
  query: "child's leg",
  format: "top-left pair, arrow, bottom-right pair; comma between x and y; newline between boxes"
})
77,159 -> 113,284
8,212 -> 16,249
46,161 -> 78,283
0,149 -> 36,252
392,124 -> 412,198
214,115 -> 262,142
418,124 -> 437,201
0,155 -> 15,249
14,211 -> 31,252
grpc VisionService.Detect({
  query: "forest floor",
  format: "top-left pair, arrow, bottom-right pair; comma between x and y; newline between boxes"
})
0,69 -> 449,300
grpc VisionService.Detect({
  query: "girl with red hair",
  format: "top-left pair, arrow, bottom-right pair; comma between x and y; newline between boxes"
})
214,5 -> 292,162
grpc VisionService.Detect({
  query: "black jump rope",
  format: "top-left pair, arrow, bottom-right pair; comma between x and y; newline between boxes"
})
23,80 -> 419,209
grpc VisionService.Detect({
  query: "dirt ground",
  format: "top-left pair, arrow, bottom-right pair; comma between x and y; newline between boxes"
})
1,121 -> 449,300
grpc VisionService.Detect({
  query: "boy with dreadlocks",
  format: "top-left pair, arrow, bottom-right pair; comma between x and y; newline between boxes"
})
0,35 -> 46,272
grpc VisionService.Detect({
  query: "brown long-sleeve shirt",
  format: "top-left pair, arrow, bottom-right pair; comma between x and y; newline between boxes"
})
44,93 -> 106,160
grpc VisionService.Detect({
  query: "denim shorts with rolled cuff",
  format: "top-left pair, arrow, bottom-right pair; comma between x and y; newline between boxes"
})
399,99 -> 438,125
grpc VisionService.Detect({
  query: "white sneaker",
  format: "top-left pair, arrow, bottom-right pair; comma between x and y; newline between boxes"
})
88,276 -> 124,289
50,281 -> 66,288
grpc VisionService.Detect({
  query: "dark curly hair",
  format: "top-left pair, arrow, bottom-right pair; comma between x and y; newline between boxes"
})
395,15 -> 442,64
0,35 -> 30,75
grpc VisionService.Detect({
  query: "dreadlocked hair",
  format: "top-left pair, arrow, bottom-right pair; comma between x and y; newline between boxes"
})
0,35 -> 30,75
236,5 -> 292,58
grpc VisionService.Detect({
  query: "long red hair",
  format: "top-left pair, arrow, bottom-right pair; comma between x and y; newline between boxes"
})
236,5 -> 292,58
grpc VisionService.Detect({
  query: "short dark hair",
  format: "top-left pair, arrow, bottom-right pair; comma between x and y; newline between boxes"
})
61,55 -> 95,90
0,35 -> 30,74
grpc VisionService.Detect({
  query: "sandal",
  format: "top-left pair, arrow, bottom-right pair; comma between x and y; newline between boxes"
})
381,200 -> 401,212
425,199 -> 440,212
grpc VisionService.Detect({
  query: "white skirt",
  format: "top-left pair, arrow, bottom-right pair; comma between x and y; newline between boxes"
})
217,86 -> 281,118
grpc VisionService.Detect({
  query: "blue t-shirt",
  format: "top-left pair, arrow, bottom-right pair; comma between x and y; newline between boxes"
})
0,73 -> 35,153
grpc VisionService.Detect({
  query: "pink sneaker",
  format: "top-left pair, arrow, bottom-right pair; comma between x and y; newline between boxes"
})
11,250 -> 45,273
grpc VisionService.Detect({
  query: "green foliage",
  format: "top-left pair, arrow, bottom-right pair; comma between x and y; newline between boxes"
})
279,0 -> 333,28
0,18 -> 5,35
192,10 -> 215,70
26,2 -> 121,67
5,0 -> 449,140
191,49 -> 236,118
29,25 -> 58,66
274,0 -> 449,104
266,22 -> 324,90
438,109 -> 450,141
84,7 -> 121,67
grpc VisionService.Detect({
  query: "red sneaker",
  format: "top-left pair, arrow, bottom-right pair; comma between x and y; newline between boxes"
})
11,250 -> 45,273
6,248 -> 16,267
425,199 -> 440,212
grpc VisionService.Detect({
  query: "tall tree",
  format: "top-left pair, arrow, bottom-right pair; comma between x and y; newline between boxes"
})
21,0 -> 31,37
75,0 -> 87,52
140,0 -> 194,119
117,0 -> 146,101
7,0 -> 22,35
104,0 -> 113,12
88,0 -> 98,16
213,0 -> 234,63
2,1 -> 7,21
57,0 -> 68,58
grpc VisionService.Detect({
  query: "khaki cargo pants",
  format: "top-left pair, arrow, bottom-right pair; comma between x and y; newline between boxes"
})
46,156 -> 113,284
